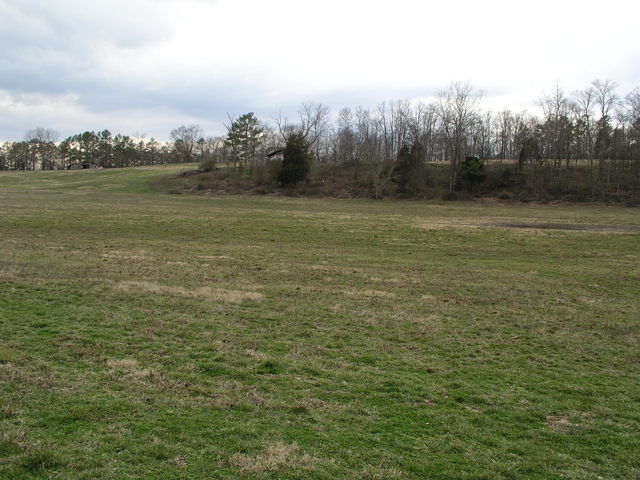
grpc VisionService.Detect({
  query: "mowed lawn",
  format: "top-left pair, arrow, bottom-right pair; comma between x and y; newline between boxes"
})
0,166 -> 639,479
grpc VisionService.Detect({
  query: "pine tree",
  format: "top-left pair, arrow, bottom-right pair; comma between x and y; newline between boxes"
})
278,132 -> 312,185
394,144 -> 412,193
459,156 -> 487,193
224,113 -> 264,171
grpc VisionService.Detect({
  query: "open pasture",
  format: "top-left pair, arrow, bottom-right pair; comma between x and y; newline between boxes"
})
0,166 -> 639,479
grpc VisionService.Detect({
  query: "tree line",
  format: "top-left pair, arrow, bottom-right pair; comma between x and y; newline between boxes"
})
0,129 -> 174,171
183,80 -> 640,200
2,80 -> 639,201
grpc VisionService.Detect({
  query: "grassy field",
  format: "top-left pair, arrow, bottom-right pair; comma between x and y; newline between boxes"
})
0,165 -> 639,479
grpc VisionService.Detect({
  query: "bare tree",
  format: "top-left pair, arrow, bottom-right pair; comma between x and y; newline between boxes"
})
170,125 -> 204,163
24,127 -> 60,170
25,127 -> 59,144
334,107 -> 356,180
539,82 -> 573,168
494,110 -> 516,161
298,102 -> 330,148
410,102 -> 438,166
437,81 -> 482,191
572,87 -> 595,159
592,79 -> 619,182
354,106 -> 375,181
624,88 -> 640,198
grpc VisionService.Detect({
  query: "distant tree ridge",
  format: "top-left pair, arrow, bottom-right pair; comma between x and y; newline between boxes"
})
2,80 -> 639,202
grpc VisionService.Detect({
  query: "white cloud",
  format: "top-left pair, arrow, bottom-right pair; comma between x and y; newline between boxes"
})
0,0 -> 638,140
0,89 -> 215,140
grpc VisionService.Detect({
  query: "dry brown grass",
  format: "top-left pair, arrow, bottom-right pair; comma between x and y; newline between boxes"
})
360,464 -> 407,479
230,442 -> 315,474
116,281 -> 263,303
546,414 -> 582,433
102,250 -> 150,261
106,358 -> 140,371
106,357 -> 152,380
243,349 -> 269,361
341,288 -> 396,299
0,268 -> 19,281
415,220 -> 484,230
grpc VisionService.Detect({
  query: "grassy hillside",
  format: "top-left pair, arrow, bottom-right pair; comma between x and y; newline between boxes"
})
1,165 -> 639,479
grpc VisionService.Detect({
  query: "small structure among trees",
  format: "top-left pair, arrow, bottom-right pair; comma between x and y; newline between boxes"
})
68,161 -> 97,170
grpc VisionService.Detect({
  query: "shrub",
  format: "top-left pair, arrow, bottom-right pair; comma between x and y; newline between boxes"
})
441,191 -> 458,201
459,156 -> 487,193
199,158 -> 217,172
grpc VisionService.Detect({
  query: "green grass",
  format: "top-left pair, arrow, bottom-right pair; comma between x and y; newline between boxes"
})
0,165 -> 639,479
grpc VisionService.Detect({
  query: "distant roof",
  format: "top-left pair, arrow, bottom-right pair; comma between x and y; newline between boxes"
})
265,146 -> 285,157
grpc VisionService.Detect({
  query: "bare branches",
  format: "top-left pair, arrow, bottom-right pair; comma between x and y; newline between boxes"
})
298,102 -> 330,147
592,79 -> 619,121
170,125 -> 204,163
25,127 -> 58,144
437,81 -> 483,190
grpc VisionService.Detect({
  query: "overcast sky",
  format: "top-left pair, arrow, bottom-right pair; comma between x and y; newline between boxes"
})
1,0 -> 639,142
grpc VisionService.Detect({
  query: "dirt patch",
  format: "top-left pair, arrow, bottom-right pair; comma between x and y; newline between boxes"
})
117,281 -> 263,303
494,222 -> 640,233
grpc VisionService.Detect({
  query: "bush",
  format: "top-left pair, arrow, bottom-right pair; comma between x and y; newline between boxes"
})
441,191 -> 458,201
199,158 -> 217,172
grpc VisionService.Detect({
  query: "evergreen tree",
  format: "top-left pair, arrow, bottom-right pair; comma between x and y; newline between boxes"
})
459,156 -> 487,193
224,112 -> 264,171
279,132 -> 312,185
394,142 -> 425,194
394,144 -> 412,193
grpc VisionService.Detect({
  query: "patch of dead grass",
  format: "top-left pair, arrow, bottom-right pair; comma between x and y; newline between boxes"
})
106,358 -> 140,370
546,414 -> 582,433
342,288 -> 396,299
243,349 -> 269,361
117,281 -> 263,303
360,464 -> 407,479
365,276 -> 411,289
102,250 -> 150,261
309,264 -> 331,272
106,357 -> 193,393
230,442 -> 315,474
415,220 -> 482,231
106,358 -> 152,379
0,268 -> 19,281
494,222 -> 640,234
